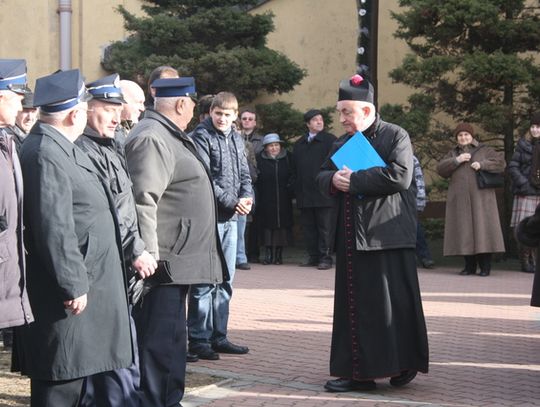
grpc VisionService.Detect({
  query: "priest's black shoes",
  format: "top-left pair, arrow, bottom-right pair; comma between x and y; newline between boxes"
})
390,370 -> 417,387
324,378 -> 376,392
212,340 -> 249,354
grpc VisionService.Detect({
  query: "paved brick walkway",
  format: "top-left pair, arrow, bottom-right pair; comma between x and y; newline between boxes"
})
184,263 -> 540,407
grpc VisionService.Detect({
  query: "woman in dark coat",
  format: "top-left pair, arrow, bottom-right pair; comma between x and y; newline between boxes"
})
515,204 -> 540,307
437,123 -> 506,276
508,112 -> 540,273
256,133 -> 294,265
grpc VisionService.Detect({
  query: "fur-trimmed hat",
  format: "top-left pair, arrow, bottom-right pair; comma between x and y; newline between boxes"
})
453,122 -> 475,138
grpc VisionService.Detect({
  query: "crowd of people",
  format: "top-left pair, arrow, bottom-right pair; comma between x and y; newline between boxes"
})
0,55 -> 538,407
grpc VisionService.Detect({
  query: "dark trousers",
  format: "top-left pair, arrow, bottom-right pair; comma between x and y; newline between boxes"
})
79,311 -> 140,407
416,221 -> 433,261
464,253 -> 492,272
31,377 -> 84,407
133,285 -> 188,407
246,213 -> 260,261
299,206 -> 336,263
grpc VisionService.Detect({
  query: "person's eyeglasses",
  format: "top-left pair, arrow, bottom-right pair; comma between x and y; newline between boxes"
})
241,117 -> 254,121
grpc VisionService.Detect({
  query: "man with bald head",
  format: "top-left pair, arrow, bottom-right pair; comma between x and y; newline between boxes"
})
120,79 -> 145,131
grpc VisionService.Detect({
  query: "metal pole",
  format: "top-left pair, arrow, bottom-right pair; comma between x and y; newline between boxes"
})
357,0 -> 379,106
58,0 -> 72,70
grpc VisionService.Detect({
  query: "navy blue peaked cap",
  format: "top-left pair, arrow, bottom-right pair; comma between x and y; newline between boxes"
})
22,92 -> 35,109
86,73 -> 126,104
0,59 -> 30,94
151,77 -> 197,99
34,69 -> 92,113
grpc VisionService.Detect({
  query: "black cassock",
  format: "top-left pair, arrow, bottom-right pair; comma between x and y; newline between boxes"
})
329,193 -> 429,380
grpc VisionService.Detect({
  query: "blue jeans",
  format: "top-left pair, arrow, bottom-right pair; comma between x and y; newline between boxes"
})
188,220 -> 237,347
236,215 -> 248,265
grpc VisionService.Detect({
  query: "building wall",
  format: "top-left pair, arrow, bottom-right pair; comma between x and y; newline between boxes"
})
0,0 -> 412,126
250,0 -> 411,132
0,0 -> 143,86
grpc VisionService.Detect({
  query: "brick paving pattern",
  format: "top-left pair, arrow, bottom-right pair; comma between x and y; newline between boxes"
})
184,264 -> 540,407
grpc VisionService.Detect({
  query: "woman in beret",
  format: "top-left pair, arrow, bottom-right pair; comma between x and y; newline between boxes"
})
437,123 -> 506,276
508,112 -> 540,273
255,133 -> 294,265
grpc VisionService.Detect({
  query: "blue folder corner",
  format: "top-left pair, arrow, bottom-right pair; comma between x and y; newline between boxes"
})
331,131 -> 386,171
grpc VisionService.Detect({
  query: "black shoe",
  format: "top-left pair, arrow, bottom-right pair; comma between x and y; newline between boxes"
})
299,259 -> 319,267
236,263 -> 251,270
421,259 -> 435,269
459,269 -> 476,275
324,378 -> 376,392
479,269 -> 490,277
390,370 -> 417,387
186,352 -> 199,363
317,261 -> 332,270
248,256 -> 260,264
212,340 -> 249,354
274,247 -> 283,265
262,247 -> 273,265
522,264 -> 535,273
190,346 -> 220,360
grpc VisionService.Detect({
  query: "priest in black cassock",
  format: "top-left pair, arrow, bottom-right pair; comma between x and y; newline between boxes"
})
317,72 -> 429,393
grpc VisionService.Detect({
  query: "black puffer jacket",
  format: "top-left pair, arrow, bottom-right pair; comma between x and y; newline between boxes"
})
317,116 -> 416,251
508,136 -> 540,196
191,118 -> 253,222
75,126 -> 145,264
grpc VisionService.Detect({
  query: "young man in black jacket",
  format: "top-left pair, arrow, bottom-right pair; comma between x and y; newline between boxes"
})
189,92 -> 253,360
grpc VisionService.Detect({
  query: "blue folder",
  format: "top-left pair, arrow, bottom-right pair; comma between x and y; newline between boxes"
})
331,131 -> 386,171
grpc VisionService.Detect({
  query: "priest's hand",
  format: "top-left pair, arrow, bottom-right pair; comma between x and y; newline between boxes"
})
332,166 -> 353,192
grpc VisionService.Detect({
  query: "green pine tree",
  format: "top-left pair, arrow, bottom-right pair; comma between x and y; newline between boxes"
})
381,0 -> 540,248
102,0 -> 307,137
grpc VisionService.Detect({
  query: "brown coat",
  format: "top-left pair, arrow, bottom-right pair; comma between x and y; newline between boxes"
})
437,141 -> 506,256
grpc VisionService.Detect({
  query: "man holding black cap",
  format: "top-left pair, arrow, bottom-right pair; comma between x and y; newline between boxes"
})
75,73 -> 157,407
125,77 -> 226,407
0,59 -> 34,346
6,91 -> 38,154
292,109 -> 337,270
317,72 -> 429,392
13,69 -> 133,406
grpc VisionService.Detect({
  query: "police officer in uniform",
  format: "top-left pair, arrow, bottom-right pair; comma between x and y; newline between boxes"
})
75,73 -> 157,407
13,69 -> 133,407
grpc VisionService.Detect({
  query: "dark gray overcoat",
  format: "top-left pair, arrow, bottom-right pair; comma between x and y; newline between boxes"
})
13,122 -> 132,380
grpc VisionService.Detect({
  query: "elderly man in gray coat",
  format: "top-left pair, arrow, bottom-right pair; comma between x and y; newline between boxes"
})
125,77 -> 226,407
15,69 -> 133,407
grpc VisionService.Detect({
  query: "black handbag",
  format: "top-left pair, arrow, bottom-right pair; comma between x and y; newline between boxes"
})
128,260 -> 173,305
476,170 -> 504,189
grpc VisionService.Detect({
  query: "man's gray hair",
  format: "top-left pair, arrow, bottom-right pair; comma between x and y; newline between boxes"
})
39,104 -> 78,124
154,96 -> 182,111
